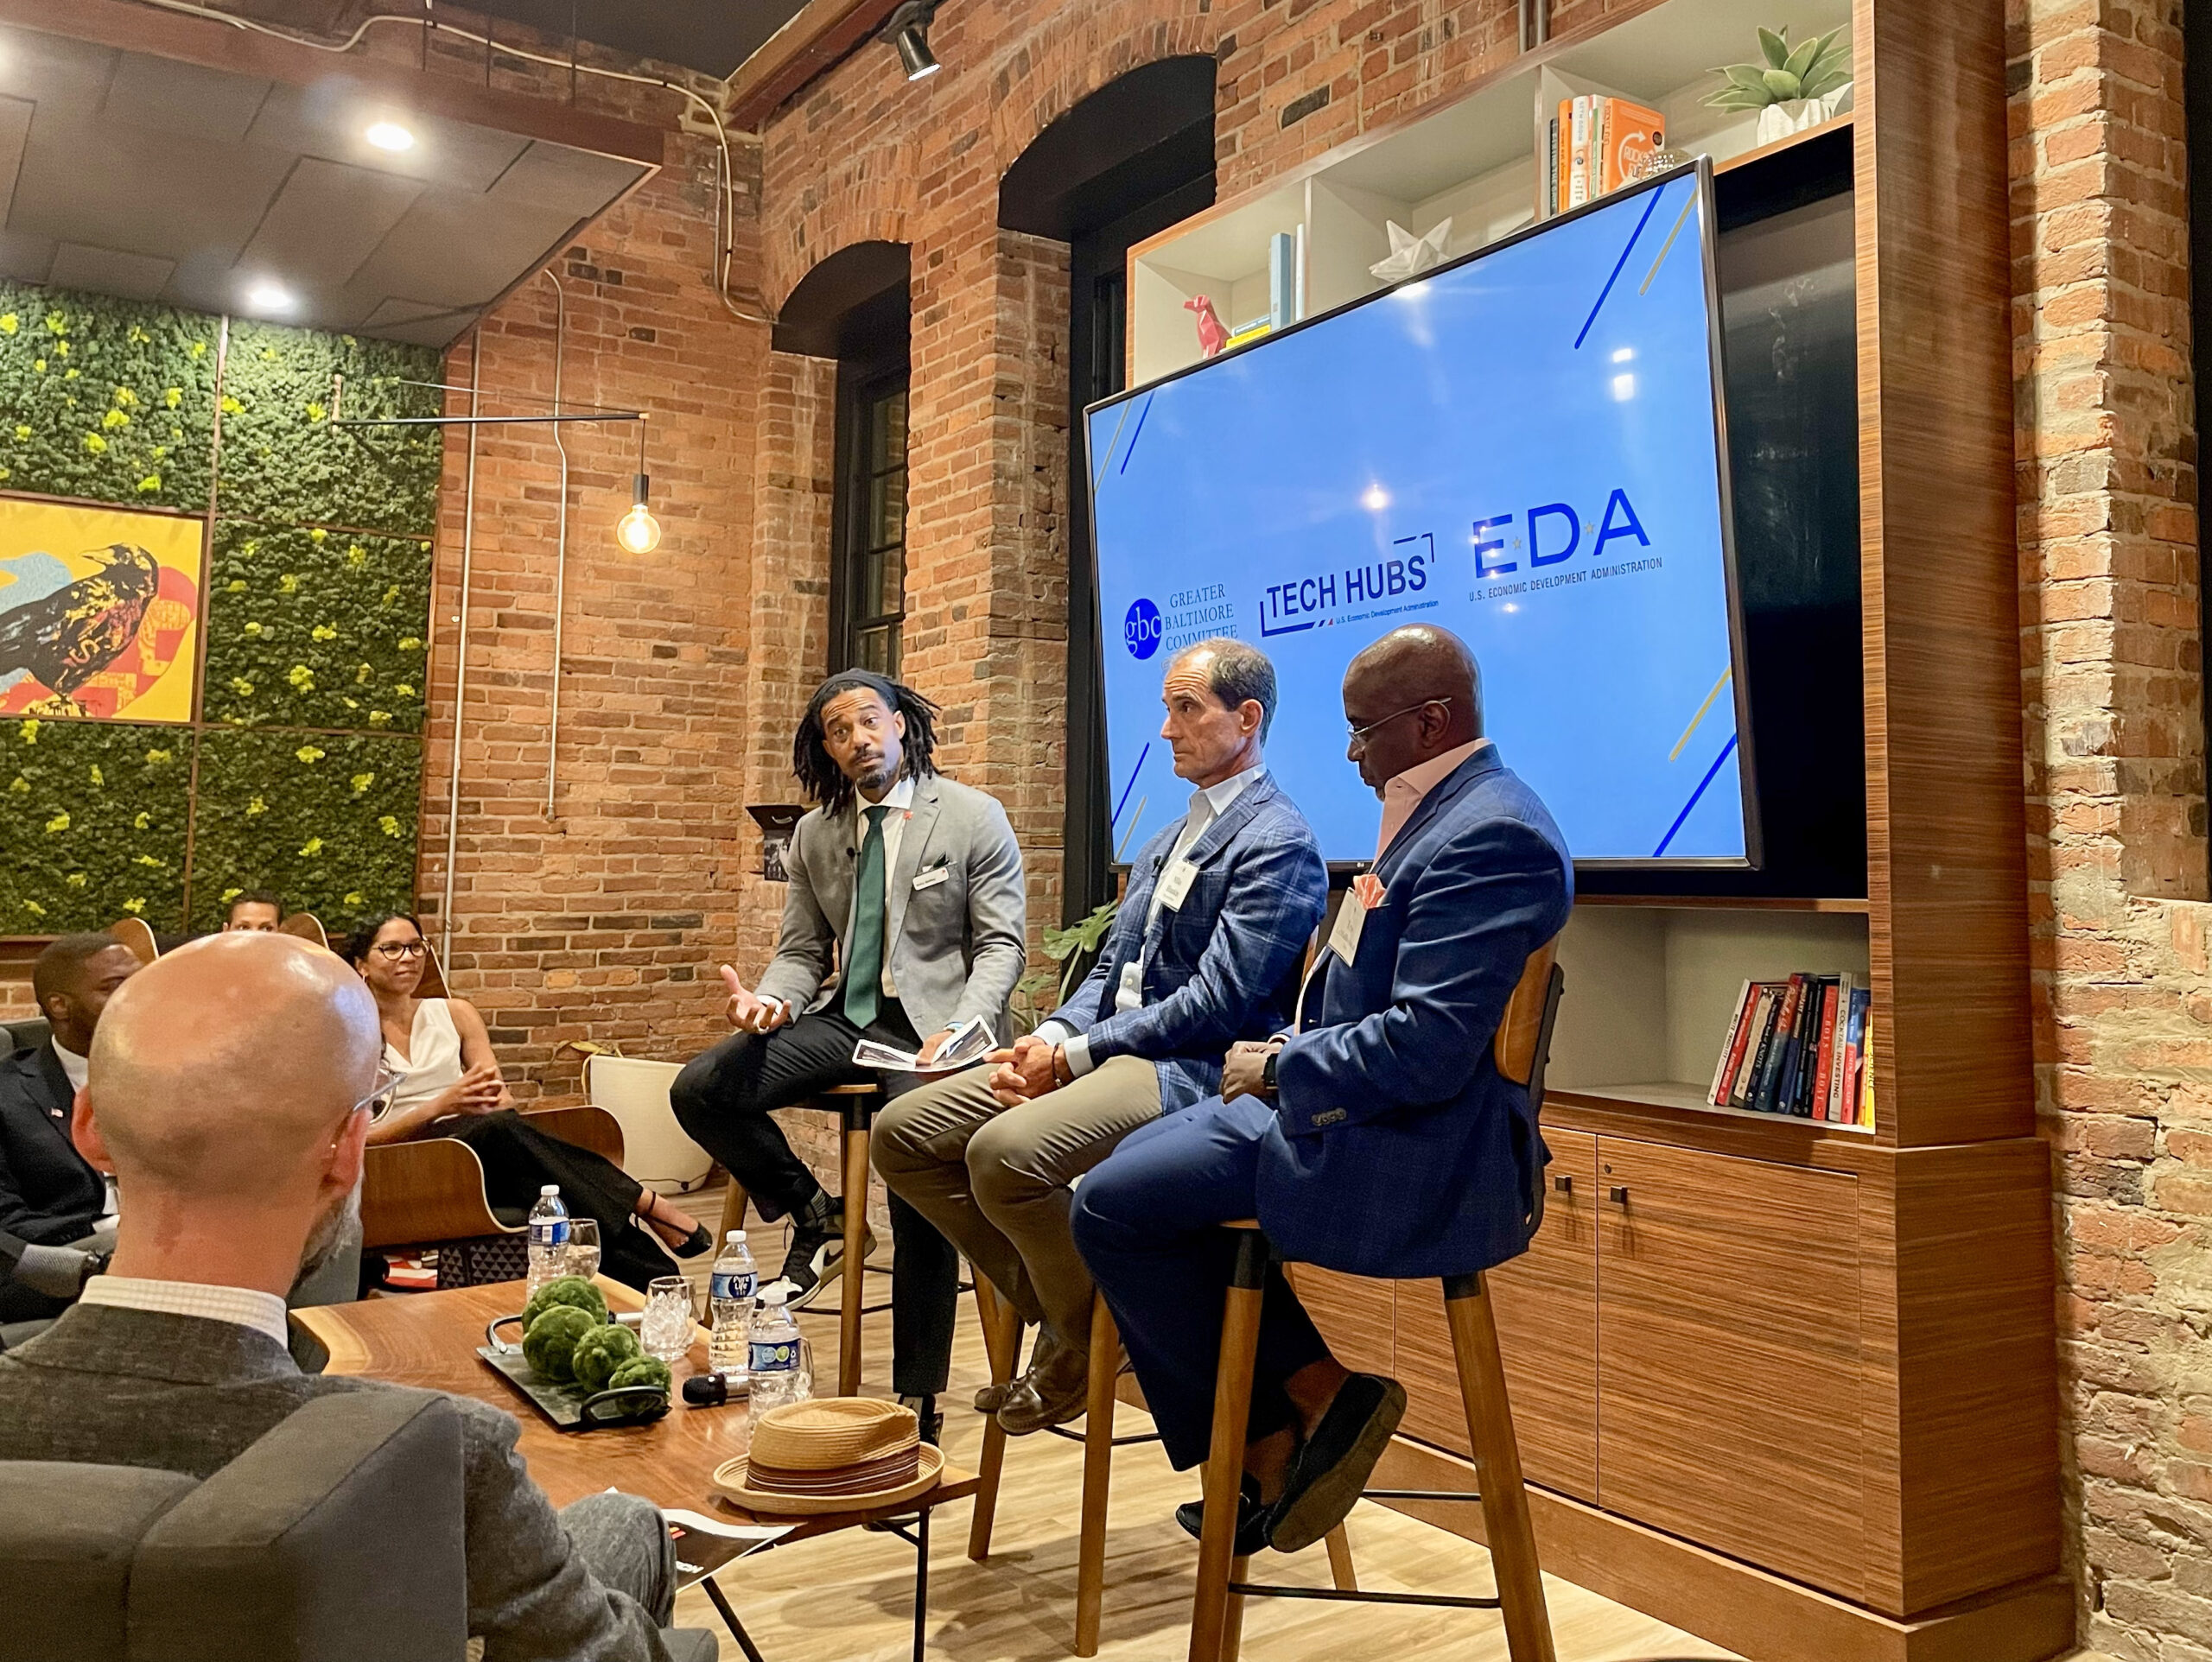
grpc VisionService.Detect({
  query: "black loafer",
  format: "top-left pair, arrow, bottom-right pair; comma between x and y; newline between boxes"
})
1175,1474 -> 1274,1556
1267,1373 -> 1406,1553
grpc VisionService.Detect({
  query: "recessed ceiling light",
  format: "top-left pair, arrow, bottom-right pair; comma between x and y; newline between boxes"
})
245,280 -> 294,314
365,121 -> 415,153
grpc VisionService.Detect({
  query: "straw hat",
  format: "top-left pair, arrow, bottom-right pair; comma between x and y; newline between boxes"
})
712,1398 -> 944,1516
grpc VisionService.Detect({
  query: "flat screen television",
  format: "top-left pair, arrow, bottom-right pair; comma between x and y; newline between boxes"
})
1084,161 -> 1755,868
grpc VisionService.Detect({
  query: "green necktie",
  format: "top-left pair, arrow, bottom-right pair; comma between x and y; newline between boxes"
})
844,804 -> 891,1031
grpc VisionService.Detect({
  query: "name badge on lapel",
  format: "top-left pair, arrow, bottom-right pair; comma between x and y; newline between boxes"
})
1326,873 -> 1386,963
912,864 -> 950,891
1156,857 -> 1200,911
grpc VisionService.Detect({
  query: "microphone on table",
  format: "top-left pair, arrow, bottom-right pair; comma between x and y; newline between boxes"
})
683,1371 -> 736,1408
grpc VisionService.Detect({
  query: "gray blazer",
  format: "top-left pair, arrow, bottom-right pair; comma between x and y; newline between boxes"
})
0,1304 -> 668,1662
756,771 -> 1027,1037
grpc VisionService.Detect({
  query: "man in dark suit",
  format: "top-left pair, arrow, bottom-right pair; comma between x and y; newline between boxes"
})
0,933 -> 136,1320
0,932 -> 677,1660
1074,624 -> 1573,1554
875,638 -> 1326,1434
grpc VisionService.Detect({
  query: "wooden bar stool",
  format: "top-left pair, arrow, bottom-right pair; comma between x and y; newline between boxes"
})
716,1081 -> 886,1398
1188,941 -> 1565,1662
967,1278 -> 1355,1656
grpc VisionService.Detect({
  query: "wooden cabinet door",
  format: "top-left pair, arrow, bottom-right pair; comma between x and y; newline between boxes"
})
1595,1137 -> 1866,1600
1287,1264 -> 1393,1379
1395,1128 -> 1599,1501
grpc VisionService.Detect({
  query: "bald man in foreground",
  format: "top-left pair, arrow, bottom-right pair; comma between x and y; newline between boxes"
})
1074,624 -> 1573,1556
0,933 -> 678,1661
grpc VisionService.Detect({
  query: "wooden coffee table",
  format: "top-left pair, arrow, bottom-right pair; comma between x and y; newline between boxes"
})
294,1278 -> 977,1662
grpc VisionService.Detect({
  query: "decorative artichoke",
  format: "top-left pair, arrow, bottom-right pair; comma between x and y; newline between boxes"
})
607,1355 -> 673,1395
521,1304 -> 598,1383
521,1274 -> 607,1331
571,1322 -> 643,1394
1706,26 -> 1849,111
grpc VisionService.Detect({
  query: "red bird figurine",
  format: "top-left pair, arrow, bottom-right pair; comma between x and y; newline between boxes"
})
1185,295 -> 1230,358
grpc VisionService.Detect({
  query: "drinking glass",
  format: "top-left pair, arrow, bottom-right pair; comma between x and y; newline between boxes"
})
563,1219 -> 601,1282
642,1276 -> 696,1363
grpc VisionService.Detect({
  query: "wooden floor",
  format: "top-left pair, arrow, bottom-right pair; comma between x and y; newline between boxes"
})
661,1185 -> 1742,1662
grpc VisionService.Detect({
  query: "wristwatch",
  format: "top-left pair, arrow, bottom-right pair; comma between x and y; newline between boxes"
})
1052,1044 -> 1074,1087
1261,1049 -> 1281,1095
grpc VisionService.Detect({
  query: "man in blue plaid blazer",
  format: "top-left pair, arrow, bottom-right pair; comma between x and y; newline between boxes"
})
875,638 -> 1326,1435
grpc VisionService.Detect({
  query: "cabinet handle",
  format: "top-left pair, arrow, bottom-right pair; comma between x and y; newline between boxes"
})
1553,1175 -> 1573,1194
1607,1185 -> 1630,1206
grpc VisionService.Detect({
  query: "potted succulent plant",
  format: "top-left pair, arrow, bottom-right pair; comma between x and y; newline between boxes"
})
1707,26 -> 1853,147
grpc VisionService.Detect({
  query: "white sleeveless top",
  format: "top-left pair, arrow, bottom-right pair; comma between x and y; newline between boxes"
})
385,999 -> 466,1117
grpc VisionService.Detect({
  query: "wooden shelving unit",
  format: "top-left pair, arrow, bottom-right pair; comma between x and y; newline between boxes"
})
1149,2 -> 2061,1659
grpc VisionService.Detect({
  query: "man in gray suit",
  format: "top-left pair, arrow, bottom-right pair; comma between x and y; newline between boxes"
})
0,932 -> 677,1661
673,669 -> 1025,1436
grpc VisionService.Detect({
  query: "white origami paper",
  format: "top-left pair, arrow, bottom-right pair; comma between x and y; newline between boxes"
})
1370,217 -> 1452,282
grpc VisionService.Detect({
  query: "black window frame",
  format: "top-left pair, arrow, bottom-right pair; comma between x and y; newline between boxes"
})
830,361 -> 912,679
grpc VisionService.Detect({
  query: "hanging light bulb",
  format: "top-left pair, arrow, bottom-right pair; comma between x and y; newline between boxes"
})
616,479 -> 661,555
613,417 -> 661,554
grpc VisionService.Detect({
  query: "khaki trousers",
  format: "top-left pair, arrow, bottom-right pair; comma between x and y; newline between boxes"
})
872,1055 -> 1163,1350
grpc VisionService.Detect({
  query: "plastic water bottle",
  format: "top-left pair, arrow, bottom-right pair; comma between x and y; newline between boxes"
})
524,1185 -> 569,1299
748,1288 -> 810,1415
709,1231 -> 757,1380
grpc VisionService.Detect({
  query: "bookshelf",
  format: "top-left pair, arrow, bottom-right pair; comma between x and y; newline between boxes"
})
1155,3 -> 2063,1659
1128,0 -> 1851,384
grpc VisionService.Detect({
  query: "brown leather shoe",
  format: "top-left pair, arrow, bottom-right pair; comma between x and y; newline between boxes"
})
973,1377 -> 1015,1414
995,1336 -> 1090,1436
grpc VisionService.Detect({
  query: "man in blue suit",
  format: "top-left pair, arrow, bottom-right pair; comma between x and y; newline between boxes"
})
876,638 -> 1327,1435
1073,624 -> 1572,1554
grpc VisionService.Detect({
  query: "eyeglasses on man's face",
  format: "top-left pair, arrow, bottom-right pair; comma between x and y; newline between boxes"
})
353,1062 -> 403,1120
373,940 -> 428,961
1345,695 -> 1452,747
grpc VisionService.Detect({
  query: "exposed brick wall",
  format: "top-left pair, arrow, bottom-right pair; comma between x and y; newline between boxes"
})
2009,0 -> 2212,1655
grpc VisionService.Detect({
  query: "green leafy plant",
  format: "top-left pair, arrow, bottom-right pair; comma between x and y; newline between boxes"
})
0,282 -> 217,511
1706,26 -> 1849,111
202,520 -> 433,733
0,719 -> 190,933
216,320 -> 442,536
187,729 -> 423,930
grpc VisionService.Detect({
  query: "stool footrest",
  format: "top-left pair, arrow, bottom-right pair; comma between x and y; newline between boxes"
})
1043,1423 -> 1162,1449
1227,1583 -> 1501,1612
1364,1488 -> 1481,1503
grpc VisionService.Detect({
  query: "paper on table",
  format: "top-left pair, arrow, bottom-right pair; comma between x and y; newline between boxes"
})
852,1014 -> 995,1073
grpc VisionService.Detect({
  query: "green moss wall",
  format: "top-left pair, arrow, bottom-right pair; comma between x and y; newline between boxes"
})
0,282 -> 442,936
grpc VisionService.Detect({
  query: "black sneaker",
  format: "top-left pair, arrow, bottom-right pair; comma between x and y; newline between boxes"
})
755,1202 -> 878,1311
1175,1474 -> 1274,1556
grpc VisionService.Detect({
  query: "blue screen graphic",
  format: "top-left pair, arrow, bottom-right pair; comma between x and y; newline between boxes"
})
1086,168 -> 1752,866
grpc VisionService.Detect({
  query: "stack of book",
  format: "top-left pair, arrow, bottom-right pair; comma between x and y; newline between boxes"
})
1547,94 -> 1666,217
1707,974 -> 1873,1126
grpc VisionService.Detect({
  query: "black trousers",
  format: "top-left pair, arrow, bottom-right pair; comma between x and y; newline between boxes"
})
448,1112 -> 677,1294
671,1002 -> 959,1397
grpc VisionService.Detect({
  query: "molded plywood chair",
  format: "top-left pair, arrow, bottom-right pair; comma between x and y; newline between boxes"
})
279,912 -> 330,950
1187,939 -> 1567,1662
361,1104 -> 626,1287
107,917 -> 158,965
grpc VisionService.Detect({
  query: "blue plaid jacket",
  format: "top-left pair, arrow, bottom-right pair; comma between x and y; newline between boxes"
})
1046,771 -> 1327,1110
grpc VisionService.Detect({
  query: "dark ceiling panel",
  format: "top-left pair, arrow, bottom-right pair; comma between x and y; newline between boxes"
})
0,22 -> 650,344
466,0 -> 812,80
103,50 -> 271,143
47,242 -> 175,300
237,155 -> 424,289
245,80 -> 533,195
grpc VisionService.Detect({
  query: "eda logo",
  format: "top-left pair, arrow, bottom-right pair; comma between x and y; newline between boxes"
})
1123,598 -> 1163,660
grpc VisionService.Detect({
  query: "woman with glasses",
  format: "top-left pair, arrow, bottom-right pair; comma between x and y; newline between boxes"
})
346,912 -> 713,1289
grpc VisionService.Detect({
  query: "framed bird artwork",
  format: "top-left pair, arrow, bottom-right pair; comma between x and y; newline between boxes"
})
0,498 -> 203,724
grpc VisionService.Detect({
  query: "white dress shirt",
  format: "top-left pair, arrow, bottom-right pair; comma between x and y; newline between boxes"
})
1375,739 -> 1494,859
1040,763 -> 1268,1077
52,1039 -> 118,1221
79,1274 -> 290,1348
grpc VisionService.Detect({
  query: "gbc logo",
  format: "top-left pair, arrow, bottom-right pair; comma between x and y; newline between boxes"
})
1124,598 -> 1163,660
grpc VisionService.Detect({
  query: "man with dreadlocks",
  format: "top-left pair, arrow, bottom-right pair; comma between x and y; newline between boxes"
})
672,669 -> 1026,1438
